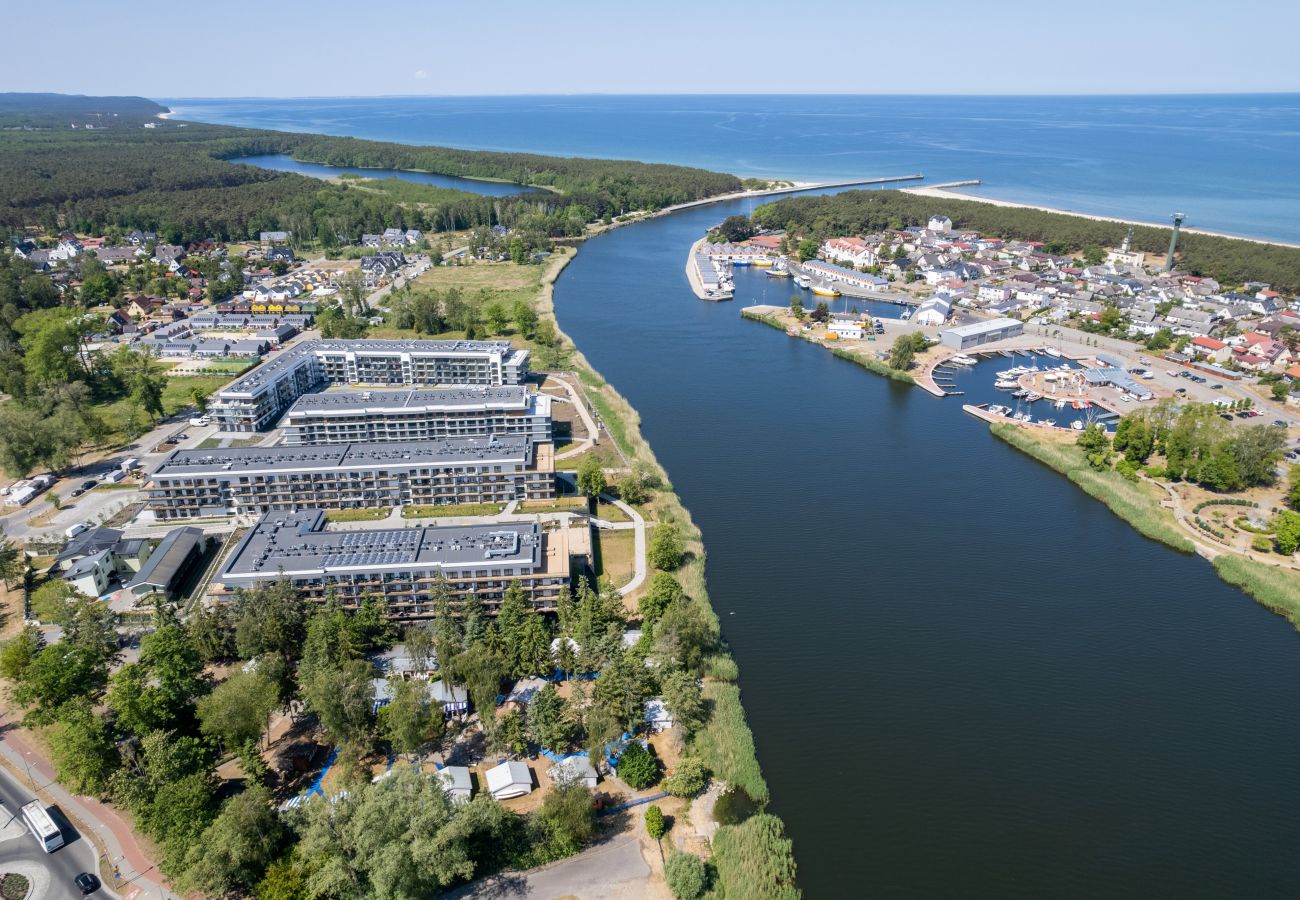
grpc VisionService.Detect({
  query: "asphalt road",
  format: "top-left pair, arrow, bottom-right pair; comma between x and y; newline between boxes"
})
0,765 -> 104,899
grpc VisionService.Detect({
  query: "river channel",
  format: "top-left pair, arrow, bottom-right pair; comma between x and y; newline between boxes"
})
553,194 -> 1300,897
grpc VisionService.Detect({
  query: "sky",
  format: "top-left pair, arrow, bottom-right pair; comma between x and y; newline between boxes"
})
4,0 -> 1299,97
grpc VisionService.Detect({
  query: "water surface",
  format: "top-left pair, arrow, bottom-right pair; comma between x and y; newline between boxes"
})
554,191 -> 1300,898
230,153 -> 536,197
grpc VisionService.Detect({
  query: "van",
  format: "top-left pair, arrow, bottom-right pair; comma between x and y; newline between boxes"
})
121,458 -> 141,471
64,522 -> 91,539
189,416 -> 211,427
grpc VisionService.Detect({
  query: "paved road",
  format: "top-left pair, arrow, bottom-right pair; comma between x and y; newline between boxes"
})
449,835 -> 653,899
0,765 -> 107,899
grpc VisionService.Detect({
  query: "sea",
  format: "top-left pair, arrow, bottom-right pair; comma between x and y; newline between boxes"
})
164,93 -> 1300,243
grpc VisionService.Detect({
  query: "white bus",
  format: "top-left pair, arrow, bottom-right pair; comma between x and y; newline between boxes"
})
20,801 -> 64,852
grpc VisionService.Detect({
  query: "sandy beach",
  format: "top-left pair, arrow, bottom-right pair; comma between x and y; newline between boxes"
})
900,186 -> 1300,250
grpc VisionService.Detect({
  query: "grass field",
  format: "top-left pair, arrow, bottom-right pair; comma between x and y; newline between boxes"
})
1213,554 -> 1300,630
401,502 -> 504,519
593,529 -> 635,585
410,260 -> 544,307
324,507 -> 393,523
518,497 -> 589,513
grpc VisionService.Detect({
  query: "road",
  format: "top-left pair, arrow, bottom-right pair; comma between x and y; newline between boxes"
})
0,765 -> 107,899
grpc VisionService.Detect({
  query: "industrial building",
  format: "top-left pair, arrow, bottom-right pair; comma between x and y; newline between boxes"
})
145,436 -> 555,520
939,317 -> 1024,350
210,509 -> 575,618
281,386 -> 552,446
209,339 -> 531,431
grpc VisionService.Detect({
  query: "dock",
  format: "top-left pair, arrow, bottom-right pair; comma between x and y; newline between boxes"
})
924,179 -> 982,189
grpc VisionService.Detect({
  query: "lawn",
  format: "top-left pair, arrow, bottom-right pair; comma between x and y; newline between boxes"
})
410,260 -> 543,306
162,375 -> 231,416
593,529 -> 635,585
401,502 -> 504,519
325,507 -> 393,523
519,497 -> 589,514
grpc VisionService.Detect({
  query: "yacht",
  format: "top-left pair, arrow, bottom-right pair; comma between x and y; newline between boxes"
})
1071,419 -> 1085,431
794,275 -> 812,289
950,354 -> 979,366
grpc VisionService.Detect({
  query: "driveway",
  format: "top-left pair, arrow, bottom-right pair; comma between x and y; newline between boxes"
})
450,835 -> 654,900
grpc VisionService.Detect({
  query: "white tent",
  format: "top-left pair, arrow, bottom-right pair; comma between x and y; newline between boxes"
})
550,756 -> 598,790
485,761 -> 533,800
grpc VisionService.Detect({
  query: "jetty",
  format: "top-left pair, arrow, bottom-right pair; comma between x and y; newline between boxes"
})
685,237 -> 735,301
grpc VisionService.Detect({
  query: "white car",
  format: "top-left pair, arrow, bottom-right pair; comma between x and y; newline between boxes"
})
189,416 -> 211,427
64,522 -> 92,539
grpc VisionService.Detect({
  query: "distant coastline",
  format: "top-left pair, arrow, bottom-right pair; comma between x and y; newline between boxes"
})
902,185 -> 1300,251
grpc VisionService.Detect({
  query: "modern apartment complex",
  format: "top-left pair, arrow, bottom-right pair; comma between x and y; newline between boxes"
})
211,509 -> 574,617
281,386 -> 552,445
146,436 -> 555,520
209,339 -> 532,431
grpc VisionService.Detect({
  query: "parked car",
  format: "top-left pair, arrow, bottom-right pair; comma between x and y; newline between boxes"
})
80,480 -> 96,491
189,416 -> 211,427
1273,420 -> 1288,428
74,873 -> 99,894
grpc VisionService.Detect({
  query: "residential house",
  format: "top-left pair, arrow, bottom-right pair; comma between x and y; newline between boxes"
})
1189,336 -> 1230,363
822,237 -> 878,268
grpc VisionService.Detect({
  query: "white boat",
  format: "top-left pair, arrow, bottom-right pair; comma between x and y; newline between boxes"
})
995,380 -> 1019,390
1054,399 -> 1066,410
794,275 -> 812,289
1042,418 -> 1056,427
950,354 -> 978,366
1044,347 -> 1063,358
1071,420 -> 1084,431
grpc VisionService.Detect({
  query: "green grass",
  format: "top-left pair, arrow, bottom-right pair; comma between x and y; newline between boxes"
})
695,682 -> 769,804
991,423 -> 1195,553
324,507 -> 393,523
400,502 -> 503,519
1212,555 -> 1300,630
161,375 -> 230,416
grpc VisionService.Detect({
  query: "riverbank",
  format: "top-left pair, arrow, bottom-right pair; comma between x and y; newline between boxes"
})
901,185 -> 1300,251
541,242 -> 799,894
740,308 -> 916,385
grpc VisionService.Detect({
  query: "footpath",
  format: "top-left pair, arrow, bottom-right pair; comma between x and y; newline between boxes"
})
0,721 -> 177,899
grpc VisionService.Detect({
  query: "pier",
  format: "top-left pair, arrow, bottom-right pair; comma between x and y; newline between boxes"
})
924,179 -> 982,189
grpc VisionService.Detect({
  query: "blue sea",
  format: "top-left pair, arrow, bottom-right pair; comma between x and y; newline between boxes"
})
164,94 -> 1300,243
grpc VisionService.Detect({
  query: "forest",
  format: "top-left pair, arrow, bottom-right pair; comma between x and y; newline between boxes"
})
0,94 -> 742,245
751,190 -> 1300,294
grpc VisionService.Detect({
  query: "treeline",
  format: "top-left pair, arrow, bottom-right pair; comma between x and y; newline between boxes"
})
0,96 -> 742,244
751,190 -> 1300,294
280,134 -> 742,212
0,92 -> 167,127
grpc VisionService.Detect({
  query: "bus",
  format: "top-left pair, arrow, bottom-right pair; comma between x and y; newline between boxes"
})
20,801 -> 64,852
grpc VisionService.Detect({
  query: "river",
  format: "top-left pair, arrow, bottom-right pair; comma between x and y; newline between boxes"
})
553,194 -> 1300,897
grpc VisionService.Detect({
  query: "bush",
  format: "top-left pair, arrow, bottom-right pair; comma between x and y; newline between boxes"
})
664,756 -> 709,798
649,525 -> 685,571
1252,534 -> 1274,553
664,852 -> 708,900
644,804 -> 666,841
615,741 -> 660,790
0,874 -> 30,900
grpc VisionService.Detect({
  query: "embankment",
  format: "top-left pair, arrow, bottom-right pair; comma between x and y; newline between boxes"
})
545,245 -> 799,894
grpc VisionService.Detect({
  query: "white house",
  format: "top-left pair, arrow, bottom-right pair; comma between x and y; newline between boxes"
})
50,239 -> 84,261
485,761 -> 533,800
828,316 -> 865,340
550,756 -> 599,790
978,284 -> 1013,304
436,766 -> 473,803
644,698 -> 674,734
63,548 -> 113,597
914,295 -> 952,327
927,215 -> 953,233
822,237 -> 878,268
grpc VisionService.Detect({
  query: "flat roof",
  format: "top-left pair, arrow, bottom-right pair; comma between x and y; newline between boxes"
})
219,509 -> 542,581
941,317 -> 1023,337
283,385 -> 538,417
218,339 -> 528,398
151,435 -> 535,479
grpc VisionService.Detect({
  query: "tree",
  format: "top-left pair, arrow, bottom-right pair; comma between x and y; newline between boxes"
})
653,599 -> 714,674
179,784 -> 284,898
45,698 -> 119,796
534,781 -> 597,858
660,669 -> 706,736
379,677 -> 445,756
232,579 -> 306,664
576,455 -> 605,499
490,708 -> 528,756
140,613 -> 206,710
665,852 -> 708,900
789,296 -> 804,319
299,598 -> 363,684
664,756 -> 709,798
1082,244 -> 1106,266
645,803 -> 667,844
617,466 -> 649,505
1144,328 -> 1174,351
1286,466 -> 1300,512
809,302 -> 830,323
484,302 -> 510,335
29,580 -> 80,624
714,215 -> 755,243
593,653 -> 655,732
302,658 -> 376,746
1076,422 -> 1112,470
1275,511 -> 1300,555
639,572 -> 683,624
616,741 -> 660,789
106,663 -> 169,737
649,524 -> 684,571
0,531 -> 23,589
337,269 -> 367,316
796,238 -> 819,262
889,333 -> 915,371
525,683 -> 573,753
511,299 -> 538,337
0,627 -> 41,682
197,670 -> 280,754
14,644 -> 109,722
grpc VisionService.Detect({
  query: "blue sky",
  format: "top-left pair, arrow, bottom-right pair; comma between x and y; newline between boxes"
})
5,0 -> 1298,97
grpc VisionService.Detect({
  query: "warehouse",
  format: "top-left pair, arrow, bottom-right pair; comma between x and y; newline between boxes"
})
209,339 -> 532,431
281,385 -> 552,445
210,509 -> 573,618
939,317 -> 1024,350
145,435 -> 555,520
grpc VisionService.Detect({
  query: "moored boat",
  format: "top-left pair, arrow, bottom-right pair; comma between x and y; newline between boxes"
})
811,282 -> 841,297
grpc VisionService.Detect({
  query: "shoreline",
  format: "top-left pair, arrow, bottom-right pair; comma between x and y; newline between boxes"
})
900,185 -> 1300,250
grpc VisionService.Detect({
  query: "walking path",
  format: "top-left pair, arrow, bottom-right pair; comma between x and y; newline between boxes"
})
0,724 -> 176,899
545,375 -> 601,461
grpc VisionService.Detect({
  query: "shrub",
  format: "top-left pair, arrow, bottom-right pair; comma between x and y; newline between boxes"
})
1252,534 -> 1274,553
664,852 -> 708,900
649,525 -> 684,571
1,874 -> 30,900
663,756 -> 709,799
615,741 -> 660,790
644,804 -> 666,841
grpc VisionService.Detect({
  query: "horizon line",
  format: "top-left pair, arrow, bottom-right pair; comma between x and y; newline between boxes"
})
153,90 -> 1300,102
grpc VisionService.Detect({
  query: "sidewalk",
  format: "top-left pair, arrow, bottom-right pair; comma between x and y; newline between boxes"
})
0,722 -> 177,899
